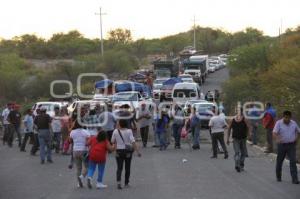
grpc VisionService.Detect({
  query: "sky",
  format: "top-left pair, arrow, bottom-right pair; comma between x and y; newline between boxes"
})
0,0 -> 299,40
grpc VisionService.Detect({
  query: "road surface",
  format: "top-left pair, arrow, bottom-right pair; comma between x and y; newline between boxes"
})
0,68 -> 299,199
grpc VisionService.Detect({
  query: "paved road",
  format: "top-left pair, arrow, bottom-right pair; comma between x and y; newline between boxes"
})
1,68 -> 299,199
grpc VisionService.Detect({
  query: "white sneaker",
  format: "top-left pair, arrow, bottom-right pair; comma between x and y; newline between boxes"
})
96,182 -> 108,189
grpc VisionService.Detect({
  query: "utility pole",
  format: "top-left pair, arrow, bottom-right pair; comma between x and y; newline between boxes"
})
95,7 -> 106,56
193,15 -> 196,49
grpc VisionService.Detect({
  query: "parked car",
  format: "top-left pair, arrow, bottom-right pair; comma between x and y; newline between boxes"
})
193,102 -> 217,128
153,78 -> 168,100
209,60 -> 221,70
172,82 -> 202,107
178,74 -> 194,83
67,100 -> 107,116
32,101 -> 68,117
112,91 -> 151,112
183,99 -> 208,114
208,65 -> 216,73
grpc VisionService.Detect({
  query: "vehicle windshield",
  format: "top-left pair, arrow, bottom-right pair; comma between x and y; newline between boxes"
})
181,79 -> 194,83
39,104 -> 55,111
194,104 -> 214,112
155,70 -> 171,78
154,79 -> 167,84
173,89 -> 197,98
209,61 -> 218,64
153,84 -> 163,90
184,65 -> 199,70
113,93 -> 138,102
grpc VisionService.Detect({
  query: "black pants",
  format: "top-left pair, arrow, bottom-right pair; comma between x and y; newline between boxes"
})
116,150 -> 132,185
140,126 -> 149,146
3,124 -> 10,144
211,132 -> 228,157
7,124 -> 21,147
106,130 -> 114,144
30,134 -> 39,155
20,132 -> 36,153
276,142 -> 298,181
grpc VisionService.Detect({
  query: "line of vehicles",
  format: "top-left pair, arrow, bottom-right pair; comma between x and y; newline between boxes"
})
31,48 -> 227,128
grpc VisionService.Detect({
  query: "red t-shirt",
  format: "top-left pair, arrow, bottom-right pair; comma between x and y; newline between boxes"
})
262,113 -> 275,129
88,137 -> 108,163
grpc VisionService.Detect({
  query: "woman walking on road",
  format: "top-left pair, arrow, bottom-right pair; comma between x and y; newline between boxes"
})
227,108 -> 251,172
111,119 -> 141,190
69,121 -> 90,188
87,130 -> 113,189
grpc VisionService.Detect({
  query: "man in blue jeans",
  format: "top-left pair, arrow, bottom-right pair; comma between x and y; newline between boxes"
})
190,107 -> 201,150
172,105 -> 184,149
34,108 -> 53,164
273,110 -> 299,184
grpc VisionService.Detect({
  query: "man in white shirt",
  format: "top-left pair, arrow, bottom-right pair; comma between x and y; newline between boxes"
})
209,110 -> 228,159
137,103 -> 151,147
1,103 -> 12,146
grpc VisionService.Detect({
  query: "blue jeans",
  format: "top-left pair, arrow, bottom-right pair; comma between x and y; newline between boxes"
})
157,131 -> 166,149
38,129 -> 52,161
87,161 -> 106,183
233,139 -> 247,168
172,124 -> 183,147
192,126 -> 200,146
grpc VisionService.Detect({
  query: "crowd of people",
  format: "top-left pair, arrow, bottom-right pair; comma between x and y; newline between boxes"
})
1,100 -> 299,189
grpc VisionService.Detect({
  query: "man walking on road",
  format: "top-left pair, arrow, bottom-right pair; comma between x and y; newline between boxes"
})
227,108 -> 251,172
248,103 -> 261,145
1,103 -> 12,145
7,104 -> 22,147
171,104 -> 185,149
273,111 -> 300,184
262,102 -> 276,153
34,108 -> 53,164
20,109 -> 36,154
99,105 -> 116,143
137,103 -> 151,147
209,109 -> 228,159
51,106 -> 62,153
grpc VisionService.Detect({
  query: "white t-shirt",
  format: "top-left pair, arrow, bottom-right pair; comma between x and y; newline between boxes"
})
23,114 -> 34,133
70,128 -> 90,151
209,115 -> 227,134
51,116 -> 62,133
138,109 -> 151,128
111,128 -> 135,150
2,108 -> 10,125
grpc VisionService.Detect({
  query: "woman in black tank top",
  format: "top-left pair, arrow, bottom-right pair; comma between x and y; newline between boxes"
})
227,111 -> 250,173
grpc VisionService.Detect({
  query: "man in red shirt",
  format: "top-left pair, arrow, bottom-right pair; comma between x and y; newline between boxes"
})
262,102 -> 276,153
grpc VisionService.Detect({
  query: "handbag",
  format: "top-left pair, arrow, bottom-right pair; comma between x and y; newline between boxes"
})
181,127 -> 188,138
118,129 -> 134,152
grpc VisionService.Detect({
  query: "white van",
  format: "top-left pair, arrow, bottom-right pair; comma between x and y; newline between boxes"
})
172,83 -> 202,106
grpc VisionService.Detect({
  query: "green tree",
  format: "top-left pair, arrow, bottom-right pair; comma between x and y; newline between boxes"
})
107,28 -> 133,46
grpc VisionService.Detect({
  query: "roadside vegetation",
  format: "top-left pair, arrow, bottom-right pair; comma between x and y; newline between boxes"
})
223,27 -> 300,160
0,26 -> 269,104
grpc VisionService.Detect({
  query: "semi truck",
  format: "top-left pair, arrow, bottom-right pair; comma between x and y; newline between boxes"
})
182,55 -> 208,85
153,58 -> 180,79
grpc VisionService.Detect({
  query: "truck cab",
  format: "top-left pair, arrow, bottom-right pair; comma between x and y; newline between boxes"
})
183,55 -> 208,85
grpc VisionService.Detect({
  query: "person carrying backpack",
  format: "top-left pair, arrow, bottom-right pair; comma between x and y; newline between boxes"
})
262,102 -> 276,153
